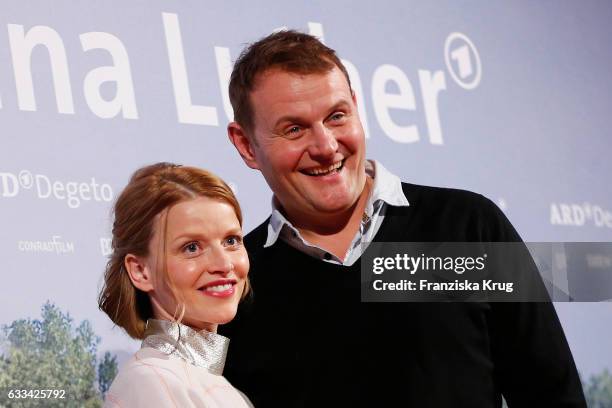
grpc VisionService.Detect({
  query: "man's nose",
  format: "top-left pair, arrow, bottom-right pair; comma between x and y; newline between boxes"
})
308,123 -> 338,160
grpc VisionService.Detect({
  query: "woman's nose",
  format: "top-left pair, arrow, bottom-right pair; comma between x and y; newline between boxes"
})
205,246 -> 233,275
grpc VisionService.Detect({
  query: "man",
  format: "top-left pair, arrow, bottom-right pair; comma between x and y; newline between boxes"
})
220,30 -> 585,407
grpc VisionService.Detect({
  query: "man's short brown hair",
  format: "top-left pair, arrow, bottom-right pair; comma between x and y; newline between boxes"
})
229,29 -> 352,136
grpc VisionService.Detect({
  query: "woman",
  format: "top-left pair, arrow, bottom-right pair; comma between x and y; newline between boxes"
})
99,162 -> 253,407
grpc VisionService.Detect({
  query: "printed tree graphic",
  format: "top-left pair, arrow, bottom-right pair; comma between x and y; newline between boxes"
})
0,302 -> 118,407
584,369 -> 612,408
97,351 -> 118,397
1,302 -> 610,407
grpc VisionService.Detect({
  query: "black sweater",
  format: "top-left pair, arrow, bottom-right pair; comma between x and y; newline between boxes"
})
220,183 -> 585,408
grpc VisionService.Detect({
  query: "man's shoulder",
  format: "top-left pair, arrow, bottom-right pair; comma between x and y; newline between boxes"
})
243,217 -> 270,252
396,181 -> 520,242
400,181 -> 495,212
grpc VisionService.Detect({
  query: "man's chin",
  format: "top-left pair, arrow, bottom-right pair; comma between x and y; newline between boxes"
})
310,198 -> 357,215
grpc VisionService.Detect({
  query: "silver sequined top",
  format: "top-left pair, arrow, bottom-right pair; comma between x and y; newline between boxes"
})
141,319 -> 229,376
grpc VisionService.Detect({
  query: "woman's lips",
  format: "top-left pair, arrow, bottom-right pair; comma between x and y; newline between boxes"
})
200,279 -> 237,298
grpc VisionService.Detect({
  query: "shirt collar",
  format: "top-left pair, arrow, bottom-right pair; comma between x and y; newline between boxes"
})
141,319 -> 229,375
364,159 -> 409,214
264,159 -> 409,248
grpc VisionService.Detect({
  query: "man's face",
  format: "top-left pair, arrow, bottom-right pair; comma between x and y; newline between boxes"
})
242,66 -> 367,222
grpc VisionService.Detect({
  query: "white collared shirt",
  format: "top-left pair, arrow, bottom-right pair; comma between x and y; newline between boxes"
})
264,160 -> 409,266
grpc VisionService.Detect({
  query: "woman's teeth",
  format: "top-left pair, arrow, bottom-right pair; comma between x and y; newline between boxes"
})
205,284 -> 233,292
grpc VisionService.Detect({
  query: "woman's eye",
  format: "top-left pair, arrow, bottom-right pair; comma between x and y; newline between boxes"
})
225,235 -> 243,247
184,242 -> 200,254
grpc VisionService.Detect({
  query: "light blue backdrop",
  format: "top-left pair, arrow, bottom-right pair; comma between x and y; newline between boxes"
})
1,0 -> 610,378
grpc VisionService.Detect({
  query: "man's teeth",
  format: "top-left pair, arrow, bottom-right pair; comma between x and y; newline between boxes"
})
205,283 -> 233,292
306,161 -> 342,176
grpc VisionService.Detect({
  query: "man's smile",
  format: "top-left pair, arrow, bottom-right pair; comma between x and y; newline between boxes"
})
300,159 -> 345,176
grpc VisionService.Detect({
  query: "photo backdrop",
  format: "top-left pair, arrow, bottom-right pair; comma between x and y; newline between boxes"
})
1,0 -> 611,383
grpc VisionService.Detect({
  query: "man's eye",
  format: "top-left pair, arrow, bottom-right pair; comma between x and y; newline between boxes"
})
329,112 -> 346,122
284,126 -> 302,137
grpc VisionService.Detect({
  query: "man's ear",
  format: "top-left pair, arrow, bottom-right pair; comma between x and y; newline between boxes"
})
228,122 -> 260,170
124,254 -> 155,292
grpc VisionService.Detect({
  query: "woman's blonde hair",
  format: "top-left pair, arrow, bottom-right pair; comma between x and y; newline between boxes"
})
98,162 -> 249,339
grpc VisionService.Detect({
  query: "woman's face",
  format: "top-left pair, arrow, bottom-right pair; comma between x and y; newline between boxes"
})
144,197 -> 249,332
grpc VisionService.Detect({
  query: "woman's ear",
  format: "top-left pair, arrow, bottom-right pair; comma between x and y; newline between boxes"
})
124,254 -> 155,292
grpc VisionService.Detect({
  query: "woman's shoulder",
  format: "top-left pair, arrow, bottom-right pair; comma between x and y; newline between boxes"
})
103,348 -> 191,407
116,347 -> 186,380
104,347 -> 252,407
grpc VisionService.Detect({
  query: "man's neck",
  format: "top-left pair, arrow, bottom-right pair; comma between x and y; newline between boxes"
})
285,176 -> 373,260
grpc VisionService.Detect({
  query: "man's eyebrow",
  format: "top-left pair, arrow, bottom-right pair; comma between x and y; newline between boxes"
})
328,99 -> 351,115
272,99 -> 353,129
273,115 -> 304,129
327,100 -> 351,114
